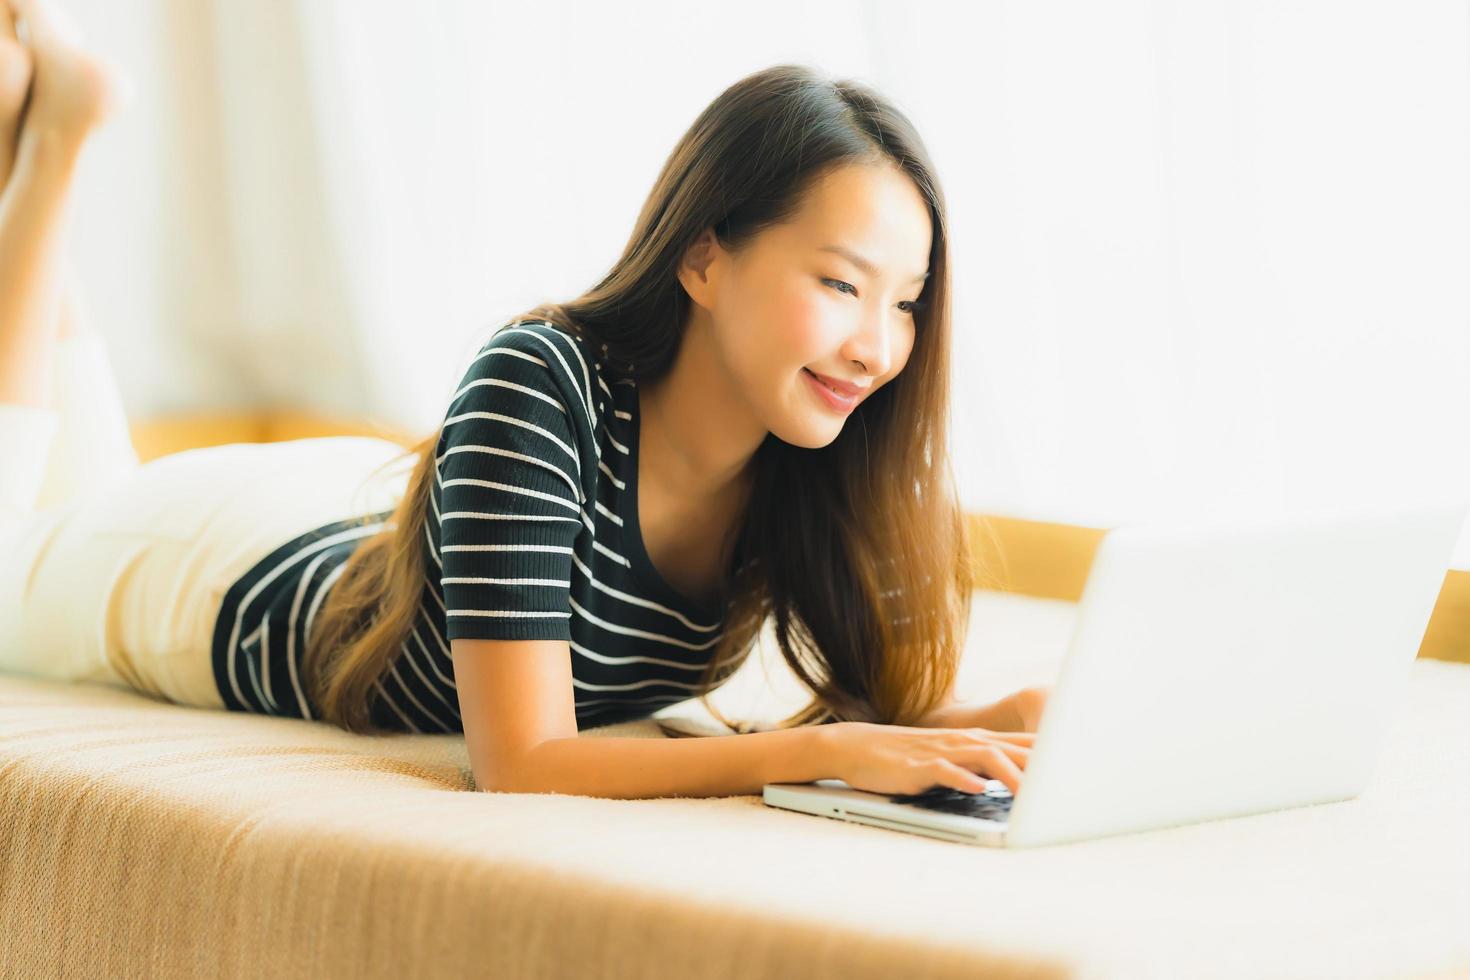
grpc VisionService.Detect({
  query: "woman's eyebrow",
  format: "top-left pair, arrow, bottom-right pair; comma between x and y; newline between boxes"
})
817,244 -> 930,283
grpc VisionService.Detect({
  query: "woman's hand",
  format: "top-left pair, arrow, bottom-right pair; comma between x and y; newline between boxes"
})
935,684 -> 1052,735
1006,684 -> 1052,734
819,721 -> 1034,796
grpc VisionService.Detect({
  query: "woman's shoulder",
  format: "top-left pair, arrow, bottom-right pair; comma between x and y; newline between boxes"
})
484,317 -> 595,359
457,317 -> 608,426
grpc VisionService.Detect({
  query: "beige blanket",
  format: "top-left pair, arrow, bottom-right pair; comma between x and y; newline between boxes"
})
2,592 -> 1466,979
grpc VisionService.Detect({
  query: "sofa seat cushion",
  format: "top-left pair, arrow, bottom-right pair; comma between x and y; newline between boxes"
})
2,592 -> 1466,979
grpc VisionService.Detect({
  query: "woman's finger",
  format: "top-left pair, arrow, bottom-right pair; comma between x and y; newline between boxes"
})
961,728 -> 1035,745
979,740 -> 1030,769
972,744 -> 1026,788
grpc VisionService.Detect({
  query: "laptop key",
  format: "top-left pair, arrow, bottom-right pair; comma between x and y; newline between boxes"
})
887,784 -> 1016,818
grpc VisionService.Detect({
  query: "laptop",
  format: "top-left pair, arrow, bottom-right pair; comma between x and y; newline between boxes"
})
762,499 -> 1468,848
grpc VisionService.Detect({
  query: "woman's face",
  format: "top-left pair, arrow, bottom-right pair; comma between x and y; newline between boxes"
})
702,163 -> 933,449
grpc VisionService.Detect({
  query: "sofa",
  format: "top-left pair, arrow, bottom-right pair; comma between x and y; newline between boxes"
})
3,584 -> 1467,979
3,414 -> 1467,978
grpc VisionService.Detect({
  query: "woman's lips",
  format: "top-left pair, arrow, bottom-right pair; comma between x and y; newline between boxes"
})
804,369 -> 865,398
803,368 -> 858,411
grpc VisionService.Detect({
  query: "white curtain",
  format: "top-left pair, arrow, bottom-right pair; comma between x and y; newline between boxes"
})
61,0 -> 1470,565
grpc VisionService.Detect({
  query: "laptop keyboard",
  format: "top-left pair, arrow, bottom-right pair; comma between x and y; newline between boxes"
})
887,782 -> 1015,820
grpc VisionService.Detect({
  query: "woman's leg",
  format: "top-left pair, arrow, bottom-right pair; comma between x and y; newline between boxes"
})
0,0 -> 148,697
0,0 -> 132,530
0,1 -> 29,189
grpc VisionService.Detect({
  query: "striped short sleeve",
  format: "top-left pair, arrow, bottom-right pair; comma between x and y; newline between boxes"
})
435,324 -> 590,642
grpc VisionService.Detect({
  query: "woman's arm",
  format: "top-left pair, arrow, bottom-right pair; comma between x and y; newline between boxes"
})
458,636 -> 832,797
509,718 -> 1034,798
503,726 -> 827,798
912,685 -> 1051,733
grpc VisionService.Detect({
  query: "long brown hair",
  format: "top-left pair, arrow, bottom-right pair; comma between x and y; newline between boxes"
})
303,63 -> 1000,736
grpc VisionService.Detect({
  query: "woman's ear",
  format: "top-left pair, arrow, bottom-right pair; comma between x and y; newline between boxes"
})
676,227 -> 723,311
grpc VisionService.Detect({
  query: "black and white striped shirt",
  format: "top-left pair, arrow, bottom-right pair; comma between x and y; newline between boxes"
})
210,319 -> 729,732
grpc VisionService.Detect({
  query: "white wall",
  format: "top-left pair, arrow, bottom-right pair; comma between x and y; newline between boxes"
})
53,0 -> 1470,568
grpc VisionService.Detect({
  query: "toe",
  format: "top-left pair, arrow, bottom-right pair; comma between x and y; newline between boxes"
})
0,3 -> 21,51
10,0 -> 85,47
4,1 -> 27,34
0,36 -> 31,110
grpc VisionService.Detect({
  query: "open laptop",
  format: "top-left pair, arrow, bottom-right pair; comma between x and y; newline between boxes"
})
762,499 -> 1467,848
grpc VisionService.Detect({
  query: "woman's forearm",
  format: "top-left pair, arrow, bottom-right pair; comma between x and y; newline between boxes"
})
911,695 -> 1021,732
496,725 -> 831,799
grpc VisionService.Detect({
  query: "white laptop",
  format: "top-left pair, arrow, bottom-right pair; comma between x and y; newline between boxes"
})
762,499 -> 1467,848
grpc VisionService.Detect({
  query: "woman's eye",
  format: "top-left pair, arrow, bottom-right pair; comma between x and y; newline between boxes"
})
823,278 -> 926,318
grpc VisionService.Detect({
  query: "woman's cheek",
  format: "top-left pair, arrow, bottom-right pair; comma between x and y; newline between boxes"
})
775,288 -> 836,355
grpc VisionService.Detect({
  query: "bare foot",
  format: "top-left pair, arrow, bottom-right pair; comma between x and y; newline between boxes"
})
8,0 -> 131,145
0,3 -> 32,185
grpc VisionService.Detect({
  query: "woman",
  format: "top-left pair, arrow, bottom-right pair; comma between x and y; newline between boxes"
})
0,0 -> 1047,798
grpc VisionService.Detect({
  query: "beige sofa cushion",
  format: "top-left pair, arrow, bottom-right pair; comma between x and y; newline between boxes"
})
1,591 -> 1466,979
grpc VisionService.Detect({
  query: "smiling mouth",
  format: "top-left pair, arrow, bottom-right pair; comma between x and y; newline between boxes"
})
803,368 -> 853,399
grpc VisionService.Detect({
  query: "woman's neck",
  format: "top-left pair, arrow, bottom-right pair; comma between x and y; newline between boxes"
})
637,319 -> 762,507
